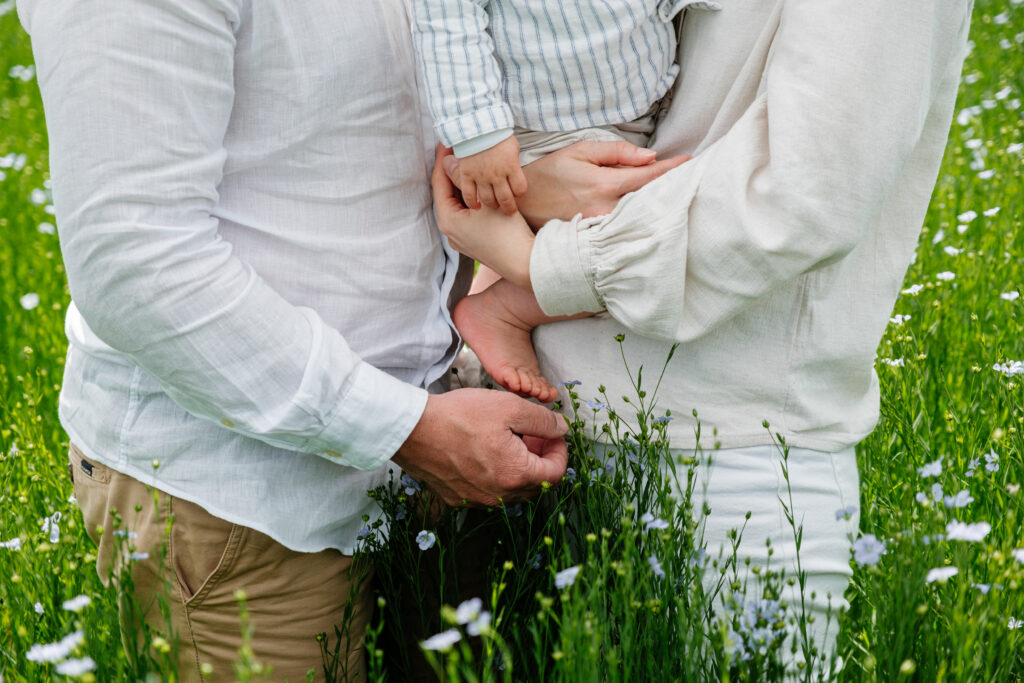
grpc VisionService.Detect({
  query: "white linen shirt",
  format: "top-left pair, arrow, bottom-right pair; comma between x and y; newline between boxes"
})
531,0 -> 973,452
18,0 -> 466,553
412,0 -> 708,156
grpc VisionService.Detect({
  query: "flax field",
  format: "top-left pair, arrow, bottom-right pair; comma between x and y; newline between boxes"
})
2,1 -> 1023,681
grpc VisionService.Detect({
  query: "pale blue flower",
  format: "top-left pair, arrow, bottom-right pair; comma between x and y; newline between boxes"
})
561,380 -> 581,388
648,554 -> 665,579
943,489 -> 974,508
564,467 -> 577,483
401,473 -> 421,496
416,530 -> 436,551
853,534 -> 885,565
835,505 -> 858,521
641,512 -> 669,531
917,457 -> 943,478
985,449 -> 1000,472
584,400 -> 607,411
26,630 -> 85,663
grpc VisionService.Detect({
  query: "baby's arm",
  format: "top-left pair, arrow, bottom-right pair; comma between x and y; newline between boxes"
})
412,1 -> 524,211
457,136 -> 528,215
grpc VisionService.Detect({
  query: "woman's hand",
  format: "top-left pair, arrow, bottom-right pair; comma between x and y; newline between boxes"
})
440,140 -> 690,229
432,146 -> 535,291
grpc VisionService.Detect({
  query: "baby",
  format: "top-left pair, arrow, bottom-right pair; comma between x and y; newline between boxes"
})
413,0 -> 699,402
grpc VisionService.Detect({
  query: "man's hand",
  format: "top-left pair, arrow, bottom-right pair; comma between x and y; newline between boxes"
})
392,389 -> 569,507
441,140 -> 690,229
457,136 -> 528,215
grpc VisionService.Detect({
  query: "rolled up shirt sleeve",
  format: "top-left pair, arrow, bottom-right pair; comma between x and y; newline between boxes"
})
412,0 -> 514,148
531,0 -> 971,342
22,0 -> 425,471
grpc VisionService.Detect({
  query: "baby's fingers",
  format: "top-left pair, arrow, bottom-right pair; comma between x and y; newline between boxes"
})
510,167 -> 528,197
495,179 -> 519,216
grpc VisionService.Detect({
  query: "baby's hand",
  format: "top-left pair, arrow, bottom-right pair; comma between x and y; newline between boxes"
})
457,136 -> 528,215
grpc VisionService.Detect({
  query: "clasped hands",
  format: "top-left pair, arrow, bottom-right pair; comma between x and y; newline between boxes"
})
397,140 -> 688,509
431,140 -> 689,288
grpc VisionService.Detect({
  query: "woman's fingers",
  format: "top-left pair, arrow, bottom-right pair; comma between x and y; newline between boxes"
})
612,154 -> 690,195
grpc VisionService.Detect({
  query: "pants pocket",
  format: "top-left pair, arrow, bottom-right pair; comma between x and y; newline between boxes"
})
69,443 -> 113,545
168,497 -> 244,608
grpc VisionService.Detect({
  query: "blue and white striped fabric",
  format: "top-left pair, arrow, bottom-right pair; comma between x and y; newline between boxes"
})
412,0 -> 704,152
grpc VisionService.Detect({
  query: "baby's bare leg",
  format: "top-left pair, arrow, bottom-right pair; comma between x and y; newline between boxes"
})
454,278 -> 588,403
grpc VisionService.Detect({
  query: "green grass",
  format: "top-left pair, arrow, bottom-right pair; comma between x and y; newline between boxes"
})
2,1 -> 1024,681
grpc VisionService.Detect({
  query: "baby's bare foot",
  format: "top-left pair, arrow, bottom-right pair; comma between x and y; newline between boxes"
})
453,289 -> 557,403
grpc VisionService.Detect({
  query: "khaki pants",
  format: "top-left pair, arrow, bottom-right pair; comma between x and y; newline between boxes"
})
69,444 -> 373,683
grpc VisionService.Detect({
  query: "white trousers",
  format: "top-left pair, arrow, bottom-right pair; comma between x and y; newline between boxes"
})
600,441 -> 860,675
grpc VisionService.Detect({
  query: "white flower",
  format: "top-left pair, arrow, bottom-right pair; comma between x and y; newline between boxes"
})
983,206 -> 1001,217
978,169 -> 995,180
930,482 -> 944,502
852,534 -> 885,565
881,358 -> 905,367
993,12 -> 1009,24
957,210 -> 978,223
917,457 -> 943,478
1008,617 -> 1023,630
129,552 -> 150,561
943,246 -> 962,256
1008,142 -> 1023,154
41,511 -> 61,544
34,602 -> 44,614
1002,291 -> 1021,301
62,595 -> 91,612
415,530 -> 436,551
964,138 -> 983,149
925,566 -> 959,583
1013,549 -> 1024,564
38,221 -> 55,235
454,598 -> 483,625
56,657 -> 97,677
420,629 -> 462,651
1,537 -> 22,550
936,271 -> 956,281
890,314 -> 911,325
993,361 -> 1024,377
648,554 -> 666,579
945,520 -> 991,542
467,610 -> 492,636
932,228 -> 945,244
973,583 -> 992,594
25,630 -> 85,663
943,490 -> 974,508
902,284 -> 925,295
554,565 -> 581,590
19,293 -> 40,310
956,223 -> 970,234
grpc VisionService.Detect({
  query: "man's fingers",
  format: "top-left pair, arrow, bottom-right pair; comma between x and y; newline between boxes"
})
521,436 -> 568,487
431,145 -> 470,217
613,154 -> 690,195
441,152 -> 462,188
510,402 -> 569,440
578,139 -> 657,168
